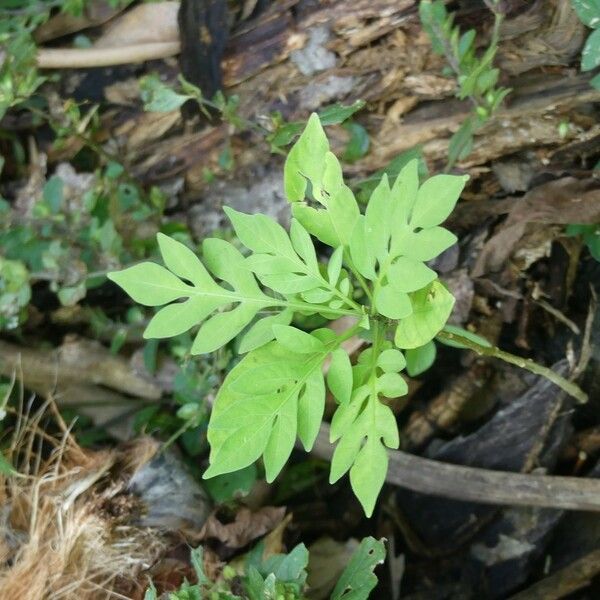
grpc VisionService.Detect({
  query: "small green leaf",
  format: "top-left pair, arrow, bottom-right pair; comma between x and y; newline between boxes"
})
290,218 -> 319,273
318,100 -> 366,125
397,227 -> 457,262
343,122 -> 370,162
328,246 -> 344,285
330,417 -> 365,483
157,233 -> 210,287
387,257 -> 437,293
224,207 -> 295,259
349,217 -> 377,280
365,174 -> 392,263
327,347 -> 353,404
394,281 -> 455,349
238,310 -> 293,353
331,537 -> 386,600
405,341 -> 437,376
263,393 -> 297,481
390,159 -> 419,225
139,74 -> 192,112
204,464 -> 257,502
192,304 -> 258,354
145,296 -> 218,338
43,176 -> 64,213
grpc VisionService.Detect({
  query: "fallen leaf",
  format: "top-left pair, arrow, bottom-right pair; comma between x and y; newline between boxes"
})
199,506 -> 286,549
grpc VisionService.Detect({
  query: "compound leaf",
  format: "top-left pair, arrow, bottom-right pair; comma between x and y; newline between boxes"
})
109,235 -> 278,354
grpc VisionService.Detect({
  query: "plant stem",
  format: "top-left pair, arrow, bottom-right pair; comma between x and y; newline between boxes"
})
344,251 -> 373,302
435,329 -> 588,404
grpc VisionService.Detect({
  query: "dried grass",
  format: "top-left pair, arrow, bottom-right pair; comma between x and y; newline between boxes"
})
0,392 -> 165,600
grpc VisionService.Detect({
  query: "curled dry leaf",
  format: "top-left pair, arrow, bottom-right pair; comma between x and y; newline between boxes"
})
199,506 -> 286,549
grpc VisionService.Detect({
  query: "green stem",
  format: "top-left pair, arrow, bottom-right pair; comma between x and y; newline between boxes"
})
367,320 -> 385,427
436,329 -> 588,404
344,251 -> 373,302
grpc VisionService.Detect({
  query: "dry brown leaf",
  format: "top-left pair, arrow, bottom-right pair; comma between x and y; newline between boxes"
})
473,178 -> 600,276
199,506 -> 286,549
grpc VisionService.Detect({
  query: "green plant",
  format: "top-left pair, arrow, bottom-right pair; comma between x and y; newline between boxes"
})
0,161 -> 178,330
419,0 -> 511,169
108,113 -> 467,515
139,73 -> 365,154
144,537 -> 385,600
572,0 -> 600,88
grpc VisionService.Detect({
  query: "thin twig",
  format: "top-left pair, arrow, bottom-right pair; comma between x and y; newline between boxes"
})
37,42 -> 181,69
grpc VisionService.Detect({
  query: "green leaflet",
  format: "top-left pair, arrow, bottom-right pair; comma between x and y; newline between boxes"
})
204,330 -> 343,482
394,281 -> 455,349
284,113 -> 329,202
283,113 -> 360,248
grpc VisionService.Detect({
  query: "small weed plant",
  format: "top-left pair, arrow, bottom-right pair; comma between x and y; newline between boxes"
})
109,114 -> 467,515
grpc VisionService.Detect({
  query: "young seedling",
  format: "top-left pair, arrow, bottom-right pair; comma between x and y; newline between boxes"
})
108,113 -> 467,516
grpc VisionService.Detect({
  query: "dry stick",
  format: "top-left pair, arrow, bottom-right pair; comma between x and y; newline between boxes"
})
311,424 -> 600,511
507,549 -> 600,600
36,42 -> 181,69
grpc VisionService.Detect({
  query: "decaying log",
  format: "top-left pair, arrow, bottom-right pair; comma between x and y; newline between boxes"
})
73,0 -> 596,193
0,337 -> 160,401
